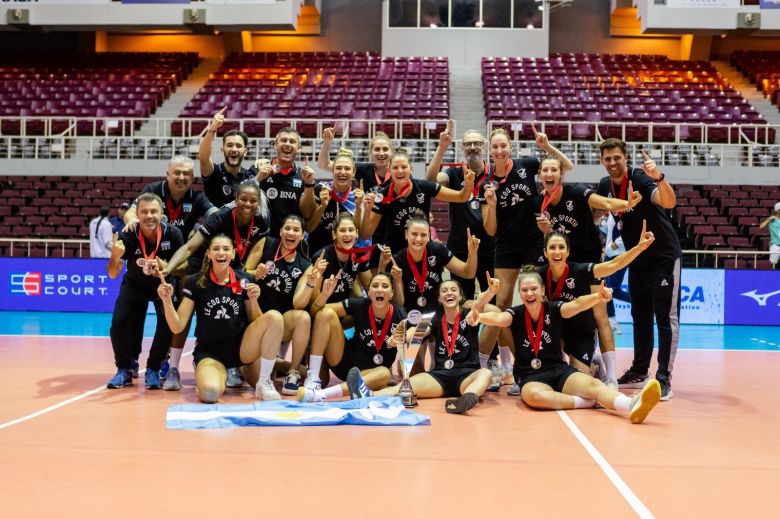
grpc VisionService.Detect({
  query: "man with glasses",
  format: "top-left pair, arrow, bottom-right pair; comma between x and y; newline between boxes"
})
426,122 -> 495,300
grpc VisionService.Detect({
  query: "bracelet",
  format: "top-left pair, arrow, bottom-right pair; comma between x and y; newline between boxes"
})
658,173 -> 665,182
304,183 -> 315,188
306,283 -> 316,289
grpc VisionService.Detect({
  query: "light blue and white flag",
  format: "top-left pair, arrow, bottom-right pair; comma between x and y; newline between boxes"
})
166,396 -> 430,429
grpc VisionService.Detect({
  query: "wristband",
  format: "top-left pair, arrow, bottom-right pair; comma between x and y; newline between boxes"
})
306,283 -> 316,289
658,173 -> 665,182
304,183 -> 315,188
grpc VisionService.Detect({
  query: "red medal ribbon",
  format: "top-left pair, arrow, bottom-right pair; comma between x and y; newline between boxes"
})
406,246 -> 428,296
524,304 -> 545,357
471,161 -> 491,199
374,165 -> 390,186
231,208 -> 255,261
368,303 -> 394,354
271,159 -> 295,176
138,225 -> 162,262
541,184 -> 563,215
610,173 -> 629,217
272,241 -> 297,264
209,266 -> 242,295
545,264 -> 570,301
441,311 -> 461,359
491,157 -> 514,186
329,186 -> 351,204
381,180 -> 412,204
335,244 -> 374,264
165,195 -> 184,223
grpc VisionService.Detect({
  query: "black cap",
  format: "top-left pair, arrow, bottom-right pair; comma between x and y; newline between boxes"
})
120,202 -> 130,209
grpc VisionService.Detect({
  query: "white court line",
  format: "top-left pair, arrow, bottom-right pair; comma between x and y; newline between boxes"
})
0,350 -> 193,431
557,410 -> 655,519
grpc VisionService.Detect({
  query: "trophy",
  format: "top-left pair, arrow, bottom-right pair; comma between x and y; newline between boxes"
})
397,310 -> 435,408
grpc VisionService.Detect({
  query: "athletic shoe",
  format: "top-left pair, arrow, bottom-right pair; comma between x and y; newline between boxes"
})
617,369 -> 649,389
658,378 -> 673,401
487,361 -> 502,392
130,358 -> 139,379
445,392 -> 479,414
145,369 -> 162,390
162,367 -> 181,391
256,378 -> 281,401
303,371 -> 321,392
281,368 -> 302,396
159,358 -> 170,380
500,368 -> 514,385
346,367 -> 373,400
107,369 -> 132,389
628,379 -> 661,424
507,383 -> 521,396
297,386 -> 322,402
225,367 -> 244,388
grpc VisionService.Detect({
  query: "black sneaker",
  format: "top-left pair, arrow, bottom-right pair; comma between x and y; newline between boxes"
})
658,378 -> 673,401
617,369 -> 649,389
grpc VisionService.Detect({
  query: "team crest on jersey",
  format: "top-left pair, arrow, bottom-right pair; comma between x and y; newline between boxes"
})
428,255 -> 436,267
292,179 -> 302,188
518,168 -> 527,179
565,200 -> 574,212
222,185 -> 232,196
565,277 -> 575,289
416,193 -> 425,204
544,314 -> 550,325
183,203 -> 192,212
161,241 -> 171,250
291,268 -> 302,278
267,188 -> 279,200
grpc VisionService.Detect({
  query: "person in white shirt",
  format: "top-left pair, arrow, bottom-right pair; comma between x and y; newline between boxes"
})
89,207 -> 113,258
603,211 -> 630,333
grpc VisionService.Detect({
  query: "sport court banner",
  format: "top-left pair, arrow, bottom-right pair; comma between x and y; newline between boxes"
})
760,1 -> 780,9
0,258 -> 122,312
666,0 -> 740,6
724,270 -> 780,326
614,268 -> 725,325
166,397 -> 431,429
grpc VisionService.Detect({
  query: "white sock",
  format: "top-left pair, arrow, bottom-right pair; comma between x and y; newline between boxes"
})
260,357 -> 275,381
278,341 -> 291,359
309,355 -> 323,380
479,353 -> 490,369
498,346 -> 512,370
572,396 -> 595,409
169,347 -> 183,370
318,384 -> 344,400
603,350 -> 616,380
613,393 -> 631,412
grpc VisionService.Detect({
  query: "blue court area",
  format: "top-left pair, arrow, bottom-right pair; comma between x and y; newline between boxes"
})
1,311 -> 778,351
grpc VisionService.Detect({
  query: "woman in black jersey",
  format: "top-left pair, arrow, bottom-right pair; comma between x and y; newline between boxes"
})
318,128 -> 393,192
244,214 -> 327,395
353,280 -> 493,414
157,234 -> 285,403
299,272 -> 407,402
307,148 -> 367,255
164,180 -> 270,275
539,228 -> 654,376
360,148 -> 474,252
310,213 -> 374,309
534,155 -> 642,387
382,212 -> 479,315
466,272 -> 661,424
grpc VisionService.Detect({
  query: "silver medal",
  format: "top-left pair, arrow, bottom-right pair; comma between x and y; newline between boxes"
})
239,278 -> 249,289
373,353 -> 383,365
273,164 -> 281,173
487,180 -> 499,191
265,260 -> 275,271
143,263 -> 154,276
417,296 -> 427,307
373,192 -> 383,203
541,211 -> 551,220
444,359 -> 454,370
470,199 -> 480,210
531,358 -> 542,369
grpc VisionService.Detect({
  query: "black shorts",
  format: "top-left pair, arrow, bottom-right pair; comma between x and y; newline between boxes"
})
518,363 -> 579,393
428,367 -> 478,397
193,342 -> 242,369
329,347 -> 391,382
563,331 -> 597,366
494,239 -> 545,269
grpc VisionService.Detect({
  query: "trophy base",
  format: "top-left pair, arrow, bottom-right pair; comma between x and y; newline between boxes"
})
400,393 -> 418,408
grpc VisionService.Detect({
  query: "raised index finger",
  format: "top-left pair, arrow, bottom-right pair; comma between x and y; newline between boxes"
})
359,179 -> 364,191
531,122 -> 539,136
157,268 -> 167,284
641,149 -> 652,161
641,219 -> 647,234
216,106 -> 227,116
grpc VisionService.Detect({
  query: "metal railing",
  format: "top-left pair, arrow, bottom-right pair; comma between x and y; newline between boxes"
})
0,238 -> 90,258
681,249 -> 775,269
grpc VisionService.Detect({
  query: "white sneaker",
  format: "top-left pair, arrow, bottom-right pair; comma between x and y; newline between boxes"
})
500,367 -> 514,385
297,386 -> 323,402
255,378 -> 281,401
487,361 -> 501,392
303,370 -> 321,392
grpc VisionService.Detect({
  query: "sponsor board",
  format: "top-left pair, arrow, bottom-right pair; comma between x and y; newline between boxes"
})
724,270 -> 780,326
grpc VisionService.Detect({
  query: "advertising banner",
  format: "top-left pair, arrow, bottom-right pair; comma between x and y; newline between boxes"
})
724,270 -> 780,325
0,258 -> 122,312
667,0 -> 740,7
614,269 -> 725,325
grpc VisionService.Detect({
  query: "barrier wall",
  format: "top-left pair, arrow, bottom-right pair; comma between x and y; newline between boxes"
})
1,259 -> 778,324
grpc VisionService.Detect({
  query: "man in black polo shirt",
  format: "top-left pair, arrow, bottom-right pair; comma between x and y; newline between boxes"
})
596,139 -> 681,401
199,107 -> 257,207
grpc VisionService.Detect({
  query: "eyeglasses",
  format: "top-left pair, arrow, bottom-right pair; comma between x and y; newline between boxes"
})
462,141 -> 484,148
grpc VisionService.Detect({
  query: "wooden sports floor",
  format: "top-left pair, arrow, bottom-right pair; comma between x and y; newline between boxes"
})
1,312 -> 779,518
